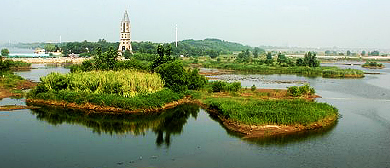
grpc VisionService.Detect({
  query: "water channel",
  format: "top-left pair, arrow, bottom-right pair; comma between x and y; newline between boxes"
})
1,63 -> 390,168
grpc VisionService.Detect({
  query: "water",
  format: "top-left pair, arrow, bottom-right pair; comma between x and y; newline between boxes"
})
1,63 -> 390,168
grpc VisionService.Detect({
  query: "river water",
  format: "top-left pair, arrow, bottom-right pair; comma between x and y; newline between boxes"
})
1,63 -> 390,168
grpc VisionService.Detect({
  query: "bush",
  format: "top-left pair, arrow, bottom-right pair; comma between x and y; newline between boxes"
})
251,84 -> 256,91
210,81 -> 241,92
155,60 -> 188,92
287,84 -> 316,97
211,81 -> 227,92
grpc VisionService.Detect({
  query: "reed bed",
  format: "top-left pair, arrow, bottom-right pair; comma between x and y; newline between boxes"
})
39,69 -> 164,97
206,98 -> 338,126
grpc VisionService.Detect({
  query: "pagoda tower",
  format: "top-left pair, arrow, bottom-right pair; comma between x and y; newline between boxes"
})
118,10 -> 133,54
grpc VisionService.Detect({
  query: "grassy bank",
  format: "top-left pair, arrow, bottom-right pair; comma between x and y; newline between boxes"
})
204,98 -> 338,126
201,62 -> 364,78
0,71 -> 35,99
27,89 -> 184,111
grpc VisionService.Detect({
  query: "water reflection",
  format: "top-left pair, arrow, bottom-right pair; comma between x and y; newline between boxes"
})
208,111 -> 338,146
29,103 -> 200,147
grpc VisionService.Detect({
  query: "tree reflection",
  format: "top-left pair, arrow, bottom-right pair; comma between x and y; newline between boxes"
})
29,103 -> 199,147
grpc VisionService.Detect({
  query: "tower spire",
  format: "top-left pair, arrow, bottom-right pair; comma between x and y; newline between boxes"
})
118,10 -> 133,54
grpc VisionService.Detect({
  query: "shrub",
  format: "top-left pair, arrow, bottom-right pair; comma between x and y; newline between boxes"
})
251,84 -> 256,91
210,81 -> 241,92
287,84 -> 316,97
155,60 -> 188,92
211,81 -> 227,92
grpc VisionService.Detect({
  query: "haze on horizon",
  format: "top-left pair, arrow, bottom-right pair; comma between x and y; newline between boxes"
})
1,0 -> 389,49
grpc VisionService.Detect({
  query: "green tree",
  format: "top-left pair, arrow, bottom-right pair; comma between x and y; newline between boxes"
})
1,48 -> 9,56
277,52 -> 287,64
265,52 -> 273,64
303,51 -> 320,67
325,50 -> 331,56
94,47 -> 118,70
347,50 -> 351,56
237,49 -> 251,62
361,51 -> 366,56
44,44 -> 57,52
253,47 -> 260,58
123,50 -> 132,59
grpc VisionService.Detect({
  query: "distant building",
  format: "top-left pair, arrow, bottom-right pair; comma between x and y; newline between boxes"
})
118,10 -> 133,54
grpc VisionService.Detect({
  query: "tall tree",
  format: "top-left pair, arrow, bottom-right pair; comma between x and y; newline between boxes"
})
253,47 -> 260,58
361,50 -> 366,56
1,48 -> 9,56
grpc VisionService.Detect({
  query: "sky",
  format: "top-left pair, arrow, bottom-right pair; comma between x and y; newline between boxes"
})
1,0 -> 390,49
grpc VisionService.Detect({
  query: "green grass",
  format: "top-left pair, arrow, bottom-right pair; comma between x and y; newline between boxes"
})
0,71 -> 24,89
204,97 -> 338,126
37,69 -> 164,97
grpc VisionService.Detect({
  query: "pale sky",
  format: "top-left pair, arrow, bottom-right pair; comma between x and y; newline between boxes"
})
1,0 -> 390,48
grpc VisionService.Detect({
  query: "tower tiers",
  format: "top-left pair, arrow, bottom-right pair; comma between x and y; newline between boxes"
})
118,10 -> 133,54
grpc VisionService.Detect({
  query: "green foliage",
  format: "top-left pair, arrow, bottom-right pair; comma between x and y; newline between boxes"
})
151,45 -> 175,71
287,84 -> 315,97
362,61 -> 384,68
207,50 -> 220,58
154,60 -> 206,92
277,53 -> 287,64
251,84 -> 256,91
237,49 -> 251,62
1,48 -> 9,56
203,61 -> 364,78
171,38 -> 253,57
253,47 -> 265,58
60,39 -> 118,56
368,51 -> 380,56
303,52 -> 320,67
31,70 -> 164,98
93,47 -> 118,70
210,81 -> 241,92
0,71 -> 25,89
44,44 -> 57,52
0,60 -> 31,71
123,50 -> 132,59
155,60 -> 188,92
186,68 -> 208,90
205,98 -> 338,125
28,89 -> 184,111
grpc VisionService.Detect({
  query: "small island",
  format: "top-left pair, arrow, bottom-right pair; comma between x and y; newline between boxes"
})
26,46 -> 339,138
362,61 -> 385,69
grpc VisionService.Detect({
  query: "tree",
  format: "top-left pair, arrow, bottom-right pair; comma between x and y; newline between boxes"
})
347,50 -> 351,56
325,50 -> 331,56
303,51 -> 320,67
237,49 -> 250,62
206,50 -> 219,59
253,47 -> 260,58
94,47 -> 118,70
44,44 -> 57,52
1,48 -> 9,56
277,52 -> 287,64
370,51 -> 380,56
123,50 -> 132,59
361,51 -> 366,56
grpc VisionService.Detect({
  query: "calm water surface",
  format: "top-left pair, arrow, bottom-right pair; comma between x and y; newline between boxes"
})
1,63 -> 390,168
